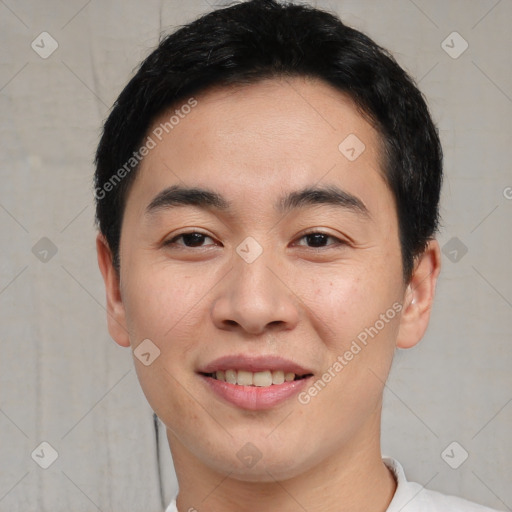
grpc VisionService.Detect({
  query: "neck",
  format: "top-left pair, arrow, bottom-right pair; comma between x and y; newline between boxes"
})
167,412 -> 396,512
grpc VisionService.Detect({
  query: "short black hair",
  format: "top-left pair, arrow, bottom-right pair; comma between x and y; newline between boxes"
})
94,0 -> 442,282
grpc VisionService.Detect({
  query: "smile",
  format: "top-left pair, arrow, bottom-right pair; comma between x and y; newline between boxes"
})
202,369 -> 312,387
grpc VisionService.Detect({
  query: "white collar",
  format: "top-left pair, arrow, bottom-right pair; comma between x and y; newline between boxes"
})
165,457 -> 496,511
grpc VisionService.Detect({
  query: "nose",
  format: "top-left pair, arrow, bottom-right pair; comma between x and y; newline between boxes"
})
211,251 -> 300,336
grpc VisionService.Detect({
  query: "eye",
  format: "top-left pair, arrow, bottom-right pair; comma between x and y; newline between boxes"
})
164,231 -> 217,248
295,231 -> 345,248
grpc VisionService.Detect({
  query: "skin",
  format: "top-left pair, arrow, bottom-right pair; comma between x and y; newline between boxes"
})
97,76 -> 441,512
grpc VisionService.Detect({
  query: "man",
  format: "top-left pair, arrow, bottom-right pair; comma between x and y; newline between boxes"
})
94,1 -> 500,510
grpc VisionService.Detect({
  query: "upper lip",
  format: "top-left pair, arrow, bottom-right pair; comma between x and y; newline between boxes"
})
198,354 -> 314,375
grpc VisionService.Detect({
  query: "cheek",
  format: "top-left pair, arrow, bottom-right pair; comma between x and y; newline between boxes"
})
297,270 -> 401,423
303,269 -> 396,340
121,264 -> 212,414
121,262 -> 206,349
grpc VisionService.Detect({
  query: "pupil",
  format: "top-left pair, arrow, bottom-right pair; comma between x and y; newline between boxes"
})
183,233 -> 204,247
307,233 -> 327,247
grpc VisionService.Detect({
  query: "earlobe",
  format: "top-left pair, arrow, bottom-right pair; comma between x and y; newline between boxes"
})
396,239 -> 442,349
96,233 -> 131,347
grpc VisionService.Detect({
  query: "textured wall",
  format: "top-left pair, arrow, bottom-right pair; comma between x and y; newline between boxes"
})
0,1 -> 510,511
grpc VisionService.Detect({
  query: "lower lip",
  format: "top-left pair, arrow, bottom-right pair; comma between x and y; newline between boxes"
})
199,374 -> 312,410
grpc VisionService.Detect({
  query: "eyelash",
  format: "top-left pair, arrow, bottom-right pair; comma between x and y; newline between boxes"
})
296,230 -> 347,248
163,230 -> 347,249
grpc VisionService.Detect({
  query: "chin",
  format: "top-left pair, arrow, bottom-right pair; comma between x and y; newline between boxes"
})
203,445 -> 314,483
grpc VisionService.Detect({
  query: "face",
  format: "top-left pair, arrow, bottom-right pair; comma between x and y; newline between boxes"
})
98,77 -> 439,482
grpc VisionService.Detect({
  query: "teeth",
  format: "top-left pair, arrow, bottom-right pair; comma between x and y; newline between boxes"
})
225,369 -> 237,384
253,371 -> 272,387
212,369 -> 303,386
237,370 -> 253,386
271,370 -> 284,385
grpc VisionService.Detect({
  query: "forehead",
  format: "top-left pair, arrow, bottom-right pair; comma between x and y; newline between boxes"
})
128,76 -> 392,220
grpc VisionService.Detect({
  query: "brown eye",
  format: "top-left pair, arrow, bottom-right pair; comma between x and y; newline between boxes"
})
165,232 -> 216,248
296,231 -> 344,248
305,233 -> 330,247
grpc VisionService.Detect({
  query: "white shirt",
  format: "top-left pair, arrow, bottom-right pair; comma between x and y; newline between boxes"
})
165,457 -> 500,511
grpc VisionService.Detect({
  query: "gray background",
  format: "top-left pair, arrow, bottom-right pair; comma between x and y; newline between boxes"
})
0,0 -> 511,510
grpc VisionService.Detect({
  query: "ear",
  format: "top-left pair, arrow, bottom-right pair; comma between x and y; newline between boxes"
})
96,233 -> 131,347
396,239 -> 442,349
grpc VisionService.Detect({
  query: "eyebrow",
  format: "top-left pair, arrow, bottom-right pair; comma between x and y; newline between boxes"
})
145,185 -> 230,214
145,184 -> 370,219
277,184 -> 370,218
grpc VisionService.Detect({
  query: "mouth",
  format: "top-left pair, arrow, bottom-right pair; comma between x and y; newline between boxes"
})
200,369 -> 313,387
197,355 -> 315,410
